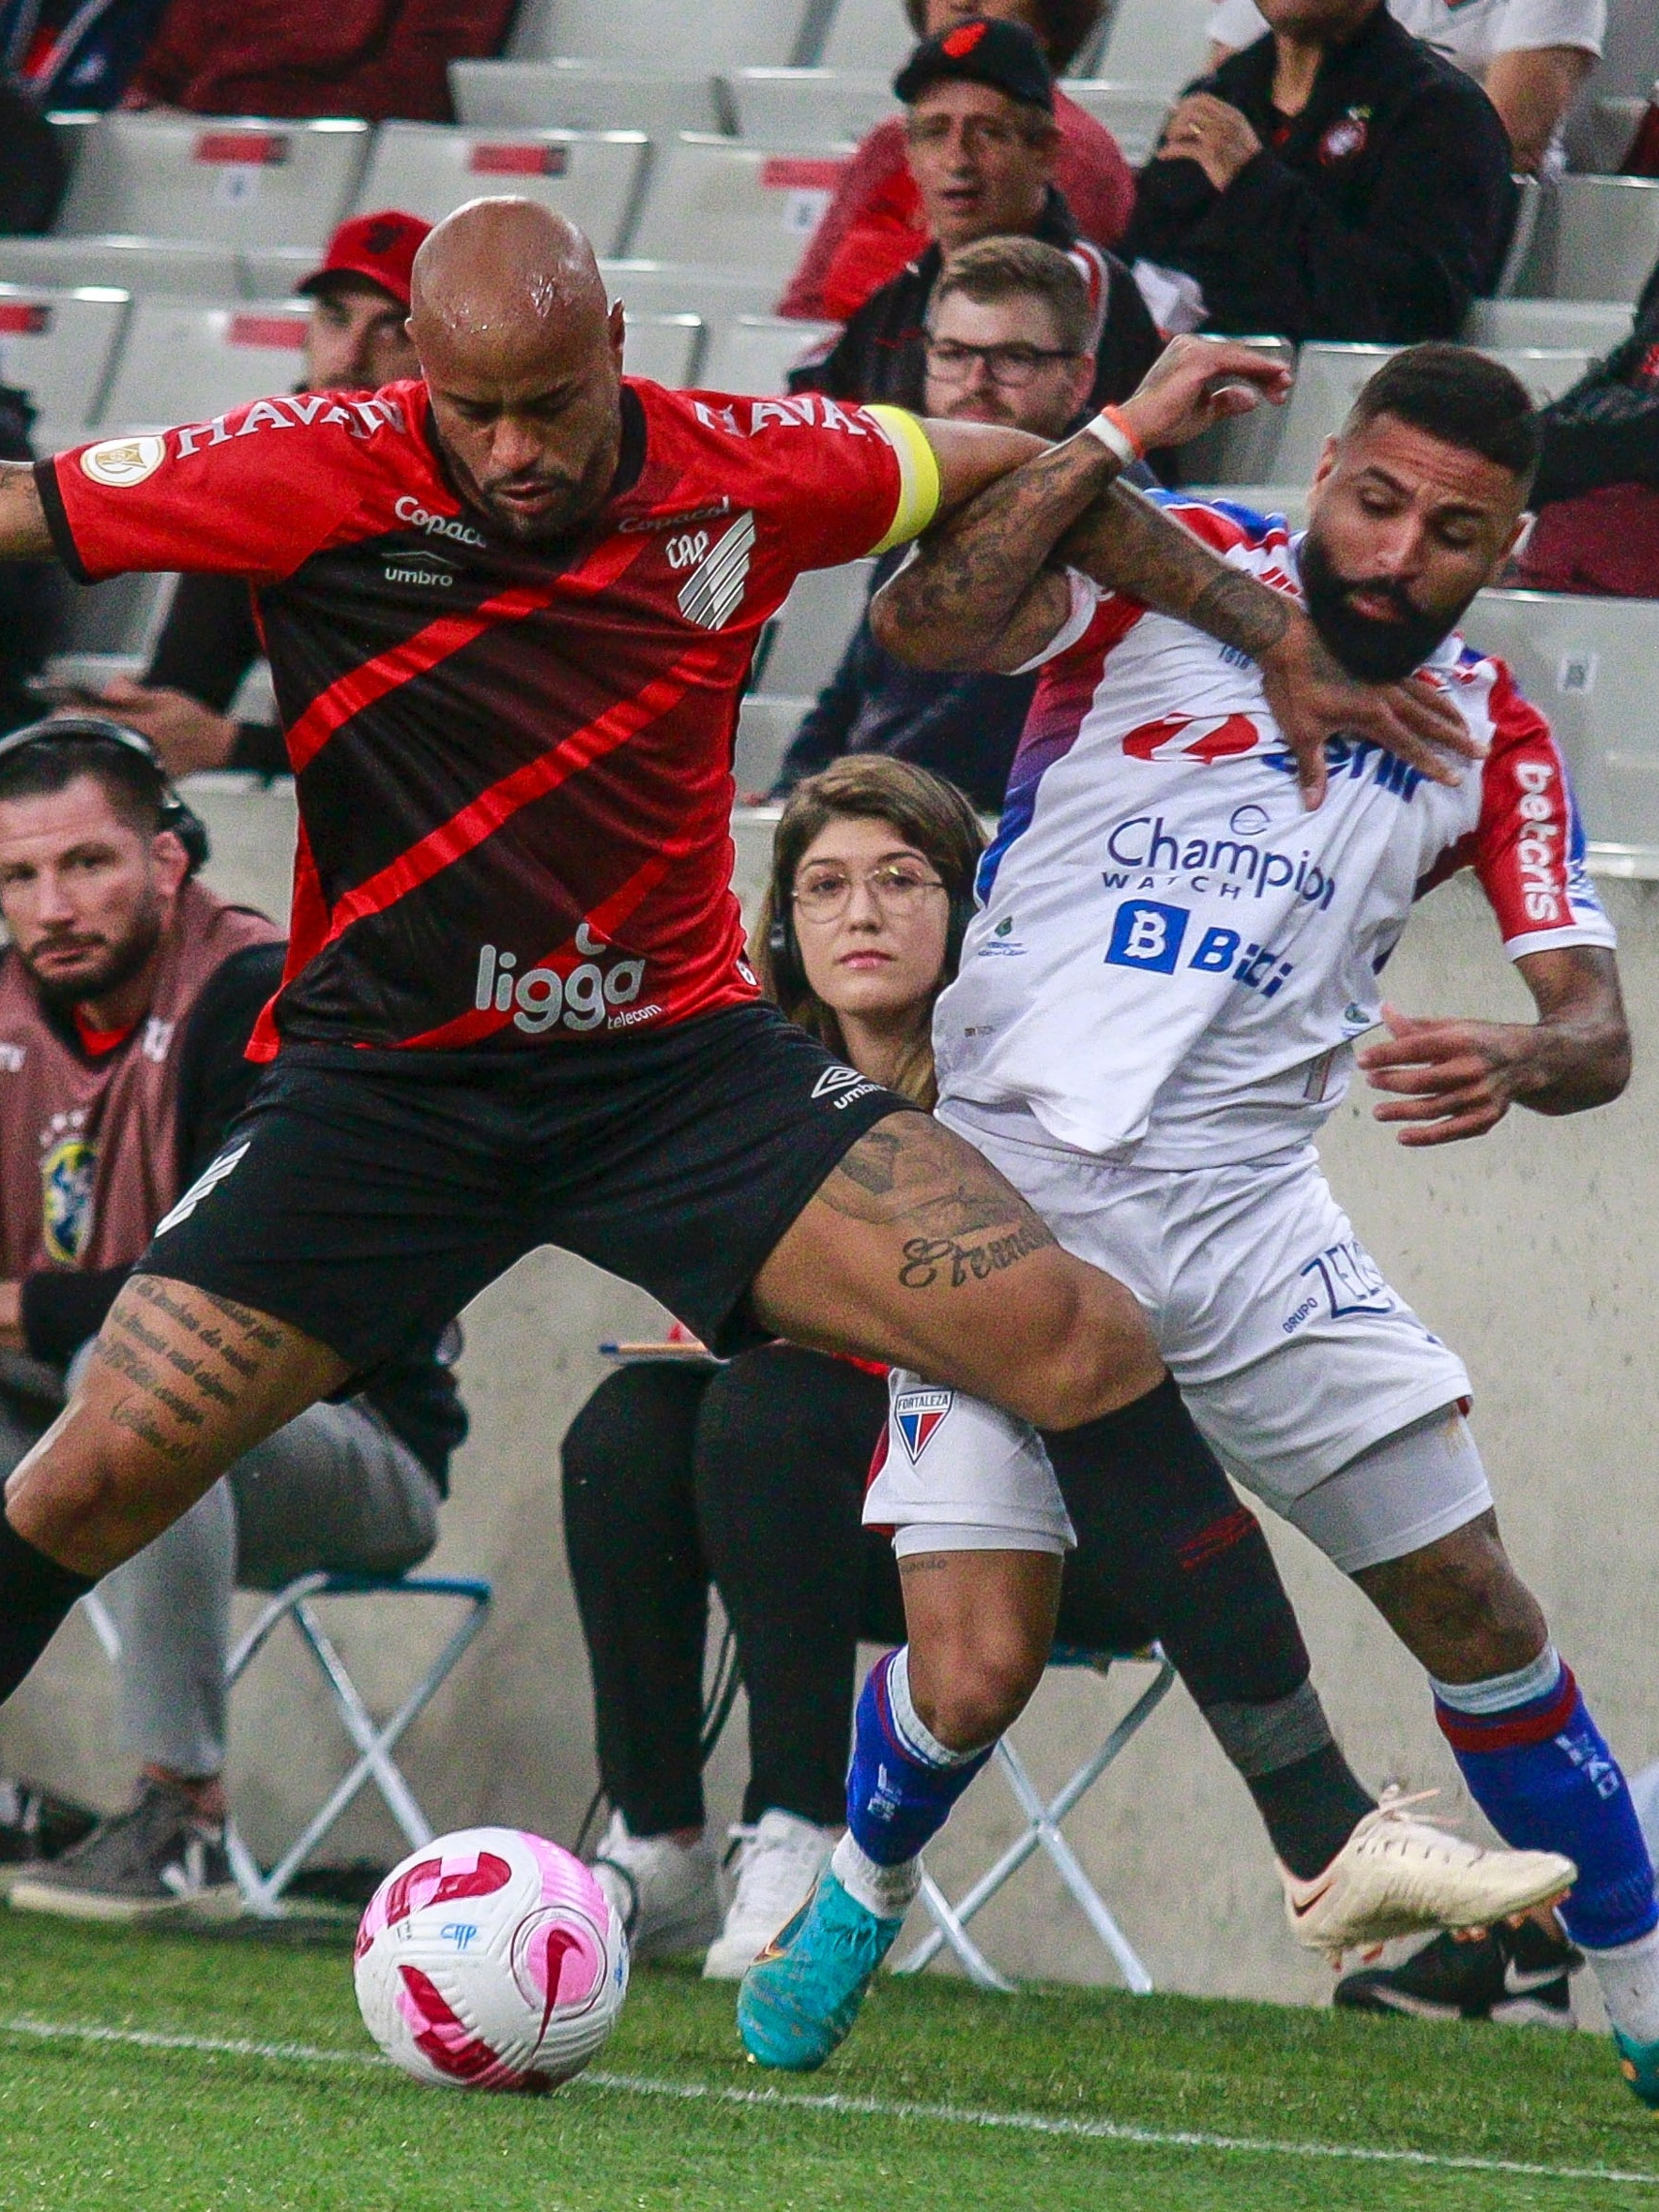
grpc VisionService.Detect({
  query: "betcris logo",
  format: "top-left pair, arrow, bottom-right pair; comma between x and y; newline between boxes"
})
1104,900 -> 1293,998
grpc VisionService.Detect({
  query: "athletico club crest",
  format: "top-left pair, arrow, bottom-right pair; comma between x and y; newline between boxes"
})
894,1386 -> 952,1462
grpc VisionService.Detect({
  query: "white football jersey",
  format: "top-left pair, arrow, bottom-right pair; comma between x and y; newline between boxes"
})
933,495 -> 1614,1165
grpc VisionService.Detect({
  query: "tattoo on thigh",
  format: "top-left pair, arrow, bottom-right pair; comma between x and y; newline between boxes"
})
897,1215 -> 1057,1292
898,1554 -> 953,1577
820,1116 -> 1028,1242
91,1277 -> 294,1463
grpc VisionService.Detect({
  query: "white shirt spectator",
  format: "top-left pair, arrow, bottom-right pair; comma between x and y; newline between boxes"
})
1208,0 -> 1605,73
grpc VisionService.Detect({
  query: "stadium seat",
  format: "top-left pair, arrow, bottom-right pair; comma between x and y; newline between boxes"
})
753,557 -> 873,698
1174,335 -> 1295,488
0,284 -> 129,435
1461,590 -> 1659,848
1057,81 -> 1172,167
56,114 -> 371,253
892,1646 -> 1178,1993
1098,0 -> 1215,92
814,0 -> 914,76
238,248 -> 319,300
449,59 -> 729,137
630,135 -> 854,282
699,312 -> 837,394
1540,176 -> 1659,305
1463,297 -> 1632,354
506,0 -> 814,72
622,310 -> 705,386
726,68 -> 897,147
1271,342 -> 1592,485
734,693 -> 811,795
354,124 -> 650,261
81,1570 -> 494,1917
99,299 -> 311,431
0,236 -> 241,299
598,257 -> 779,326
53,569 -> 178,660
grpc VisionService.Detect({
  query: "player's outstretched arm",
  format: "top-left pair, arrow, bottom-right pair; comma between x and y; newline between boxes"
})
0,462 -> 53,562
1356,947 -> 1631,1145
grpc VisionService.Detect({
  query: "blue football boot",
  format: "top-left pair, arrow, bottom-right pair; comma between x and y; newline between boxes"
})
737,1869 -> 905,2071
1614,2027 -> 1659,2108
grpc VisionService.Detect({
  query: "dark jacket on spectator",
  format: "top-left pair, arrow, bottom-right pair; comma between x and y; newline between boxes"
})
3,0 -> 168,109
127,0 -> 513,121
1121,4 -> 1515,346
0,81 -> 65,231
145,572 -> 287,776
772,549 -> 1034,814
0,386 -> 64,733
790,187 -> 1163,414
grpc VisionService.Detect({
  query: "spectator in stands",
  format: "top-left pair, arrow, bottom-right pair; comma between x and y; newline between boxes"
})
781,0 -> 1134,325
774,237 -> 1103,811
0,81 -> 66,230
1208,0 -> 1605,176
561,758 -> 982,1973
1511,251 -> 1659,594
122,0 -> 511,121
0,386 -> 64,734
1120,0 -> 1516,346
0,719 -> 464,1921
3,0 -> 169,111
85,212 -> 429,780
792,20 -> 1162,413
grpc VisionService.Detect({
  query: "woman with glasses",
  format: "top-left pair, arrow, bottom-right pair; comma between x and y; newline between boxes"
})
561,759 -> 985,1978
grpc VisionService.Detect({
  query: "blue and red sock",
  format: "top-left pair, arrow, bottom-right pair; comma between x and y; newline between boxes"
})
845,1647 -> 993,1871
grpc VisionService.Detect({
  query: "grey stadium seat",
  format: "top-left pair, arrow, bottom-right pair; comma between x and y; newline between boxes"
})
599,258 -> 779,326
753,560 -> 875,698
506,0 -> 814,72
814,0 -> 913,76
621,311 -> 705,387
1544,177 -> 1659,306
0,284 -> 129,432
0,236 -> 241,299
726,68 -> 897,147
1173,335 -> 1296,488
449,60 -> 728,137
734,693 -> 811,795
1058,81 -> 1172,167
1463,297 -> 1632,354
1460,591 -> 1659,849
354,124 -> 649,260
56,114 -> 371,252
630,135 -> 853,283
1098,0 -> 1216,92
699,313 -> 837,395
99,299 -> 311,430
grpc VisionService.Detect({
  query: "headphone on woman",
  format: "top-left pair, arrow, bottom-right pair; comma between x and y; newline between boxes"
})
0,715 -> 211,873
767,855 -> 977,1006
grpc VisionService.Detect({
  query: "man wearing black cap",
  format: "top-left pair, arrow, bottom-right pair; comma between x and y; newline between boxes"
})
792,18 -> 1162,415
80,211 -> 431,780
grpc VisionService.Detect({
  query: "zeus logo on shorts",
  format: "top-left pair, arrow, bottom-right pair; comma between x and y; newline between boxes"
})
153,1143 -> 250,1237
1299,1238 -> 1394,1321
894,1387 -> 952,1462
1103,900 -> 1295,997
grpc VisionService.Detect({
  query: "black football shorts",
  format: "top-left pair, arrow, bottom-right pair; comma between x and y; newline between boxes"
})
141,1006 -> 918,1371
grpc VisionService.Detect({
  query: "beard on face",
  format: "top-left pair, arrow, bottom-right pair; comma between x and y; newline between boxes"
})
1298,527 -> 1461,684
23,904 -> 163,1013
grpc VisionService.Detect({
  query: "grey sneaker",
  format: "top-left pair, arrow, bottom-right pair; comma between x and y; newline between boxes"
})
588,1810 -> 721,1961
7,1778 -> 240,1923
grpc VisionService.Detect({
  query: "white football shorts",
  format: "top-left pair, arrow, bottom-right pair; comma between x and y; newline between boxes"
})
863,1105 -> 1488,1573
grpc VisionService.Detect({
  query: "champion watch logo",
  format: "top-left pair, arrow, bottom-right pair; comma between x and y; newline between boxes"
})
677,510 -> 755,629
894,1387 -> 952,1462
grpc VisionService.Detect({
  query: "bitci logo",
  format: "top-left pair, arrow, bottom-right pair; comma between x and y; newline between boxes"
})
894,1387 -> 952,1462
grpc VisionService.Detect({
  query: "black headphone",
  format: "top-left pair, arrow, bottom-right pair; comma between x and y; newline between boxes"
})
0,715 -> 210,873
768,856 -> 977,1006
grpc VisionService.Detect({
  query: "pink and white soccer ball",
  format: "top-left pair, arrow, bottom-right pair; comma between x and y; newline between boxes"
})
354,1826 -> 628,2091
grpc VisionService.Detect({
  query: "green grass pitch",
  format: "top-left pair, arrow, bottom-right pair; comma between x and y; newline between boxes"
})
0,1913 -> 1656,2210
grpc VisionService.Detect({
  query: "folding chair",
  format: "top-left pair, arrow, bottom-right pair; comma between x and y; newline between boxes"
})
355,124 -> 650,262
891,1644 -> 1177,1994
56,114 -> 371,253
82,1571 -> 492,1917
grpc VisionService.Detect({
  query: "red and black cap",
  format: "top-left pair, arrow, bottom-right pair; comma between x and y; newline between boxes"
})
297,210 -> 432,312
893,18 -> 1055,113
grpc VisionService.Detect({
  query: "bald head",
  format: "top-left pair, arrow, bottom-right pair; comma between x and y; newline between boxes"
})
410,198 -> 627,543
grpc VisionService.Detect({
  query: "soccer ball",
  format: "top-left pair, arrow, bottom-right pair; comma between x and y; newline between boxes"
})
354,1826 -> 629,2091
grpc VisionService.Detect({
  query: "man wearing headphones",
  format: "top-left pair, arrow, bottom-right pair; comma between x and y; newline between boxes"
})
0,719 -> 464,1921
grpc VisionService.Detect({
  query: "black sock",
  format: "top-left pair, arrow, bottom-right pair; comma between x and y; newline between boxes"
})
0,1512 -> 95,1704
1242,1739 -> 1377,1880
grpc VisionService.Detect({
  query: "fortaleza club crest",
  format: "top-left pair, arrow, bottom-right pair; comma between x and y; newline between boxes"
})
894,1386 -> 952,1462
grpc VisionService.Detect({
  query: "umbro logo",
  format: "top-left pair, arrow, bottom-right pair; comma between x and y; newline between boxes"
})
894,1387 -> 952,1462
812,1065 -> 865,1099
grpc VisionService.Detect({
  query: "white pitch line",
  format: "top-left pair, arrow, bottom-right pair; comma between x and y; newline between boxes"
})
0,2013 -> 1653,2189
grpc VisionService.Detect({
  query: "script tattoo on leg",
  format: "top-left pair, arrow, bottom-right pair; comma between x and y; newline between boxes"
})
94,1276 -> 292,1466
820,1116 -> 1058,1291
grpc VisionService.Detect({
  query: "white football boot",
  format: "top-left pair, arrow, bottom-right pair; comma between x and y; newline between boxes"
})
702,1810 -> 838,1980
1280,1787 -> 1575,1965
588,1810 -> 722,1961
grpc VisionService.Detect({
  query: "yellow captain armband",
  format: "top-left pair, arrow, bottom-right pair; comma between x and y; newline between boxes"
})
864,404 -> 942,555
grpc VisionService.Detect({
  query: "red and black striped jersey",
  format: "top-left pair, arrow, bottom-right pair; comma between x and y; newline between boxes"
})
39,379 -> 932,1056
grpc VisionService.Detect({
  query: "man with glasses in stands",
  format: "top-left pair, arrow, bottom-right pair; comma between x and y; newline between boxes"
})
81,211 -> 431,780
792,18 -> 1162,419
774,235 -> 1119,812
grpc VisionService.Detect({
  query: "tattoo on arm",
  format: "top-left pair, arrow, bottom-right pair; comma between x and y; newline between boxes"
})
1058,483 -> 1290,661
